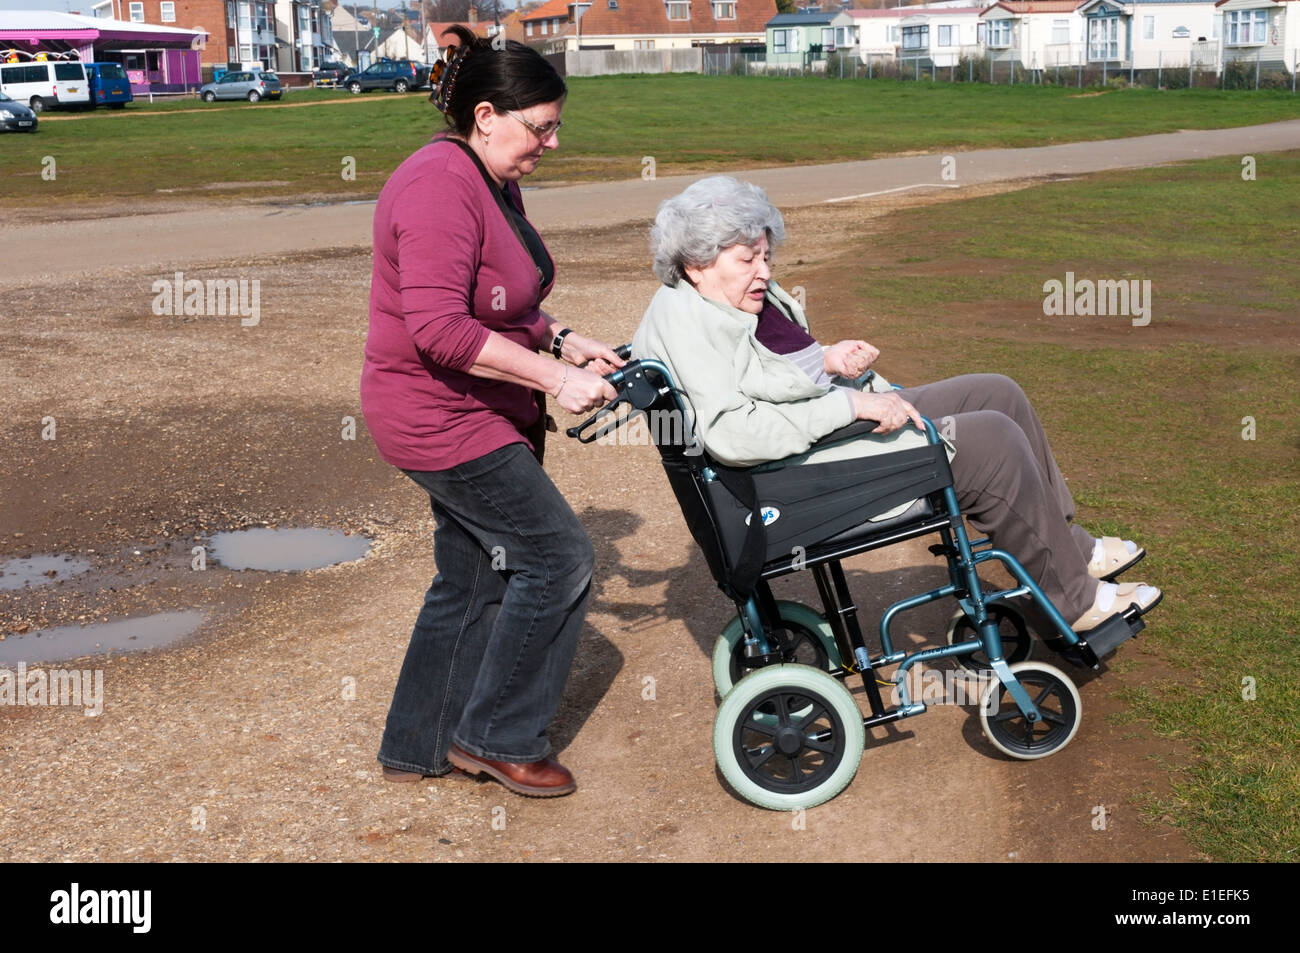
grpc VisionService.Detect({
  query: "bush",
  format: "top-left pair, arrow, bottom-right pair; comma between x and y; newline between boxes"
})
1260,69 -> 1291,90
1222,57 -> 1255,90
955,55 -> 989,83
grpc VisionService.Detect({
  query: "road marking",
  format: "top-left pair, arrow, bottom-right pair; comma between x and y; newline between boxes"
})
823,183 -> 962,203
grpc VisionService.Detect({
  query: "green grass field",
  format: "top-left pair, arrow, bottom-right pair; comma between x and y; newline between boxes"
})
5,74 -> 1300,207
837,154 -> 1300,862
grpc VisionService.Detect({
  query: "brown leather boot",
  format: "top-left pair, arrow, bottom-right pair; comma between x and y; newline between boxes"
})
446,744 -> 576,797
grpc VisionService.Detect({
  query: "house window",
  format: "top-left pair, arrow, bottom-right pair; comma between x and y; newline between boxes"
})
773,28 -> 788,52
1226,10 -> 1267,45
902,25 -> 929,50
1088,17 -> 1119,60
836,26 -> 852,46
161,2 -> 176,22
977,22 -> 986,44
634,39 -> 655,49
228,44 -> 237,62
1142,16 -> 1154,40
666,2 -> 690,21
713,2 -> 736,19
890,26 -> 899,42
541,20 -> 548,34
227,2 -> 236,28
987,20 -> 1011,47
128,1 -> 144,21
526,22 -> 533,36
822,27 -> 835,50
937,25 -> 953,47
1051,19 -> 1069,44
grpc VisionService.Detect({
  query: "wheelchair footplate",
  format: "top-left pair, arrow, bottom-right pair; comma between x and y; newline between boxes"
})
1046,603 -> 1151,669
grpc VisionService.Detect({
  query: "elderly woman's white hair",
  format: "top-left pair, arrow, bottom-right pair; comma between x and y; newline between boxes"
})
651,175 -> 786,287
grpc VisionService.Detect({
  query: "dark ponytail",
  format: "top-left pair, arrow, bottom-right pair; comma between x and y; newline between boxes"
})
434,24 -> 566,137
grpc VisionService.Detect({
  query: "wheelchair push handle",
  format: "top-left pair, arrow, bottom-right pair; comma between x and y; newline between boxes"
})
565,345 -> 668,443
566,344 -> 634,443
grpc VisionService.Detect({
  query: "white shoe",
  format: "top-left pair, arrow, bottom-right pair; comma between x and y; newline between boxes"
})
1072,581 -> 1161,632
1087,536 -> 1146,579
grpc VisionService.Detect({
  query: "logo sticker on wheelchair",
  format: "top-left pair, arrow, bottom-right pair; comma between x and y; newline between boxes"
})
744,506 -> 781,527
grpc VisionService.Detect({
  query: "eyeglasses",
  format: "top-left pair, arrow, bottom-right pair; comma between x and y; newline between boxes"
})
505,109 -> 562,141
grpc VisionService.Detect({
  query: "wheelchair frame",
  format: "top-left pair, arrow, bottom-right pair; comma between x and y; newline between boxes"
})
569,354 -> 1151,810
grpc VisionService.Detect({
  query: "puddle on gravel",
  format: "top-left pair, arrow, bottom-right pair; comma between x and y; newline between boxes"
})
0,555 -> 93,591
207,527 -> 370,571
0,609 -> 207,665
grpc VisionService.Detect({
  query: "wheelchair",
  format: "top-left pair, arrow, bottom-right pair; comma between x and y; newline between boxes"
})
568,350 -> 1157,811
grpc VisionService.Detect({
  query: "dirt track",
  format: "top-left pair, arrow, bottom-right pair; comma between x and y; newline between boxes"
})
0,142 -> 1242,861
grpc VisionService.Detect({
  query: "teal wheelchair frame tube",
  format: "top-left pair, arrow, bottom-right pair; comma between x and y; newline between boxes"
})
879,416 -> 1079,721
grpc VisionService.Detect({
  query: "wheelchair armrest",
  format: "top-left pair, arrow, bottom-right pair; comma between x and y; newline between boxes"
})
815,419 -> 882,447
798,415 -> 942,456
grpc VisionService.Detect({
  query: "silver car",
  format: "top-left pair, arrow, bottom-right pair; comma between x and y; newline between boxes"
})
199,70 -> 283,103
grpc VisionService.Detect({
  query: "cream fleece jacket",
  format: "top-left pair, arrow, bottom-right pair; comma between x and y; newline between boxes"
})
631,279 -> 932,469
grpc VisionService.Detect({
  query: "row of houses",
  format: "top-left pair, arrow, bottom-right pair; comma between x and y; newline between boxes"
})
3,0 -> 1295,94
771,1 -> 1298,74
413,0 -> 1299,76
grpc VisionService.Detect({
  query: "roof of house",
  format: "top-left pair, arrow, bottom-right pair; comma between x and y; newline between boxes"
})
982,1 -> 1082,15
577,0 -> 776,37
767,12 -> 839,26
521,0 -> 574,23
426,20 -> 491,44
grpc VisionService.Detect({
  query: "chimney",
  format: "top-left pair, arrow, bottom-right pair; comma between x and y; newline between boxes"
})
469,7 -> 478,24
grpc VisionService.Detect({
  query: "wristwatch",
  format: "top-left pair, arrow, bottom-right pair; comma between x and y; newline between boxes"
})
550,328 -> 572,359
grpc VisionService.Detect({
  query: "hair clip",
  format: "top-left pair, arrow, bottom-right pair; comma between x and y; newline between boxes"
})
431,43 -> 468,113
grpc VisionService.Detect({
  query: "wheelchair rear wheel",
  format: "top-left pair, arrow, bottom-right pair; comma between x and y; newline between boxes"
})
978,661 -> 1081,760
714,664 -> 865,811
713,601 -> 841,697
945,604 -> 1032,674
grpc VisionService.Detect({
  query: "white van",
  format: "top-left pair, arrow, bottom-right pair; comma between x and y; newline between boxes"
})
0,59 -> 91,112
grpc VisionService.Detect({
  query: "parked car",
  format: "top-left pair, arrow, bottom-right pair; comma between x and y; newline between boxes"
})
340,59 -> 431,94
312,61 -> 351,87
86,62 -> 133,109
198,70 -> 283,103
0,59 -> 90,112
0,91 -> 38,132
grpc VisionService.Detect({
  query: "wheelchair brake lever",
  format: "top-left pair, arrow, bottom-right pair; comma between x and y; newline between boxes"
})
566,393 -> 632,443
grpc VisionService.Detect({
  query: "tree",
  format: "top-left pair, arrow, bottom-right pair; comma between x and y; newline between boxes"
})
775,0 -> 797,12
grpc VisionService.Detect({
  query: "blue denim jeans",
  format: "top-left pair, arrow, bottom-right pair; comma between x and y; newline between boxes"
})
377,442 -> 594,774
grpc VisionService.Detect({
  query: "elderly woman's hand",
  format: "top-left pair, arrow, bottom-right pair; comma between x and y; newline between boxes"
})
560,332 -> 626,377
823,340 -> 879,379
850,390 -> 925,435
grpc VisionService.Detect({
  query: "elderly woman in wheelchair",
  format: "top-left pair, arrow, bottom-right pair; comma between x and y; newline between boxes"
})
572,175 -> 1162,810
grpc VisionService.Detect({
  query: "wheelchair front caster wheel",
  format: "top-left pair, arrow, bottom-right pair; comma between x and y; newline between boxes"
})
946,604 -> 1032,674
713,600 -> 841,697
713,664 -> 865,811
978,661 -> 1081,760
